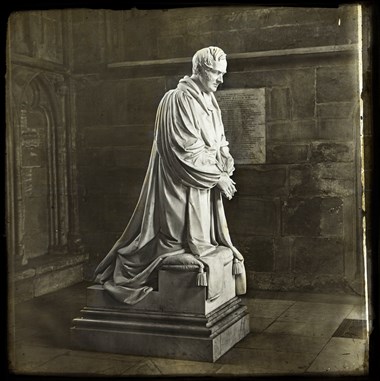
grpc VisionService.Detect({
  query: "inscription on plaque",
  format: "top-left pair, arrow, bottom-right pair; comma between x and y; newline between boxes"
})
216,88 -> 266,164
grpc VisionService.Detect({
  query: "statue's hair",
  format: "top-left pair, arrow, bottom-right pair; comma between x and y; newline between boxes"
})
192,46 -> 227,75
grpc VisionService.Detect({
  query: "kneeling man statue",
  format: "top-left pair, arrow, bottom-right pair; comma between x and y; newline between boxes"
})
72,47 -> 249,363
94,46 -> 246,305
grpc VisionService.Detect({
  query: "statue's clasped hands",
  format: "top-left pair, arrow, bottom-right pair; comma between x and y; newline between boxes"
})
217,172 -> 237,200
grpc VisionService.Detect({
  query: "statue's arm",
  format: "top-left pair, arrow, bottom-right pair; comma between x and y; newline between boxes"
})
172,93 -> 222,170
172,92 -> 236,199
156,91 -> 222,189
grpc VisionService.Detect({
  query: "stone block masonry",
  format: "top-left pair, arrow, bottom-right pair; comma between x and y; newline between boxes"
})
72,6 -> 361,294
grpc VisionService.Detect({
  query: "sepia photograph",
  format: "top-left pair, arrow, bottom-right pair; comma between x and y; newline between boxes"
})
5,1 -> 377,379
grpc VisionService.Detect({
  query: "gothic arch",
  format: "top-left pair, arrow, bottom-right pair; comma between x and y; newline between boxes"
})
7,66 -> 69,265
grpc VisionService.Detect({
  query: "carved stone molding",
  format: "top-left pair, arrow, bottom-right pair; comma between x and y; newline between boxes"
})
44,72 -> 68,97
7,66 -> 73,265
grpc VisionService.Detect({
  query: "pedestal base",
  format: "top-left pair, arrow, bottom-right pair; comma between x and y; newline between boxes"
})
71,268 -> 250,362
71,298 -> 249,362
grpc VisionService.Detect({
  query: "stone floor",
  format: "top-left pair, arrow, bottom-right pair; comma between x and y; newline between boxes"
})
8,281 -> 369,377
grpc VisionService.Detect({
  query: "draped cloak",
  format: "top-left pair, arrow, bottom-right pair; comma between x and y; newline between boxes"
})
94,76 -> 245,305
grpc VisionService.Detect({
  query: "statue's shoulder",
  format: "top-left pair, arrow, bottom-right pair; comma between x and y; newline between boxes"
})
164,87 -> 193,103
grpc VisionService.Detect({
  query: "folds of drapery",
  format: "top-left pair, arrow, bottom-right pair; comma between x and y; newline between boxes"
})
156,89 -> 222,190
93,76 -> 245,305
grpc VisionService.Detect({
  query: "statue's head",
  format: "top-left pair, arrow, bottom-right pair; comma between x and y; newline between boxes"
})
191,46 -> 227,93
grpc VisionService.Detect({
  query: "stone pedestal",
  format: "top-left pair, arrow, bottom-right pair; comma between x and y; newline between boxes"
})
71,265 -> 250,362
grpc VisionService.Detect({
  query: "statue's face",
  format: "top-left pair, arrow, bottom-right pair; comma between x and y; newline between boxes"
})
198,59 -> 227,93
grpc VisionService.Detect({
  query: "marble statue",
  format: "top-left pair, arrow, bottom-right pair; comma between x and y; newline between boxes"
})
93,46 -> 246,305
72,47 -> 250,361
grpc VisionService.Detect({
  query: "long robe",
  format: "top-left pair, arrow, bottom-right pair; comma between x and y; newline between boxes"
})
94,76 -> 244,304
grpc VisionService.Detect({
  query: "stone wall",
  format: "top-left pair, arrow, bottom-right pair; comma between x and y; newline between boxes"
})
7,11 -> 88,302
72,6 -> 363,293
223,59 -> 359,292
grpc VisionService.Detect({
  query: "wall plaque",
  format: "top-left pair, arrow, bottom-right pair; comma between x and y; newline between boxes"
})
216,88 -> 266,164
